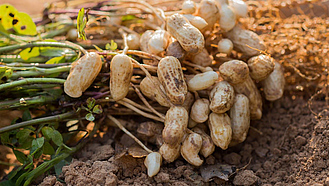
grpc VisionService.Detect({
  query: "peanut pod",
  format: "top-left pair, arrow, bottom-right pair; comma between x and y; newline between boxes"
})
181,133 -> 203,166
148,30 -> 171,55
196,0 -> 220,31
64,52 -> 102,98
230,94 -> 250,143
166,41 -> 186,61
162,106 -> 188,146
110,54 -> 133,101
208,112 -> 232,150
209,81 -> 235,114
144,152 -> 162,177
157,56 -> 187,105
224,24 -> 266,57
192,127 -> 215,158
159,143 -> 181,163
190,98 -> 210,123
187,71 -> 218,91
183,14 -> 208,31
182,0 -> 196,14
262,62 -> 285,101
247,54 -> 275,81
187,48 -> 213,67
166,13 -> 205,54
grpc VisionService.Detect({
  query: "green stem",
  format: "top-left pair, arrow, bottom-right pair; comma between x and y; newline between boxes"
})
0,78 -> 65,91
0,111 -> 75,134
5,62 -> 72,68
0,30 -> 24,43
0,42 -> 80,54
11,66 -> 71,79
0,55 -> 48,63
0,95 -> 59,110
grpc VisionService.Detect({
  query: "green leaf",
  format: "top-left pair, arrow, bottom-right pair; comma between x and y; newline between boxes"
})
19,137 -> 32,150
0,180 -> 16,186
13,150 -> 27,163
0,4 -> 18,30
41,126 -> 54,140
92,105 -> 103,114
22,110 -> 31,121
0,132 -> 10,144
43,141 -> 55,155
30,137 -> 44,155
19,47 -> 40,61
52,130 -> 63,146
13,12 -> 37,35
16,128 -> 33,145
85,112 -> 95,121
121,15 -> 136,21
45,55 -> 65,64
0,66 -> 13,83
105,40 -> 117,51
86,97 -> 95,110
77,7 -> 87,40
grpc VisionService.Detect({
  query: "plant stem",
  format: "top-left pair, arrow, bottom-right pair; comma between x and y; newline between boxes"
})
107,114 -> 153,153
0,111 -> 76,134
0,95 -> 59,110
5,62 -> 72,68
0,78 -> 65,91
11,66 -> 71,79
0,42 -> 80,54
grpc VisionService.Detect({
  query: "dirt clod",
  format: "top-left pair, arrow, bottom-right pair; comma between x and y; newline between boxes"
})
233,170 -> 259,186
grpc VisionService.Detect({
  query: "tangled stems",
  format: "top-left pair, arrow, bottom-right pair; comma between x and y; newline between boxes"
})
0,41 -> 85,54
0,111 -> 76,134
0,78 -> 65,91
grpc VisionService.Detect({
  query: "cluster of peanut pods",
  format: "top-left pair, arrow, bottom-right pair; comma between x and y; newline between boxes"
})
64,0 -> 285,177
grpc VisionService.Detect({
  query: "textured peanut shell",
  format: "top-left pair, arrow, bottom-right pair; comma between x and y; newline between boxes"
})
148,30 -> 170,54
64,52 -> 102,98
187,71 -> 218,91
219,60 -> 249,85
248,54 -> 275,81
140,76 -> 171,107
166,13 -> 205,54
217,38 -> 234,55
110,54 -> 133,101
196,0 -> 220,31
181,133 -> 203,166
234,76 -> 262,120
159,143 -> 181,163
224,25 -> 266,57
162,106 -> 188,146
157,56 -> 188,105
209,81 -> 235,113
230,94 -> 250,143
208,112 -> 232,150
262,62 -> 285,101
187,48 -> 213,67
192,127 -> 215,158
190,98 -> 210,123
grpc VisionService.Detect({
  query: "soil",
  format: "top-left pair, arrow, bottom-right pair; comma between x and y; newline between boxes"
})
36,96 -> 329,186
1,0 -> 329,185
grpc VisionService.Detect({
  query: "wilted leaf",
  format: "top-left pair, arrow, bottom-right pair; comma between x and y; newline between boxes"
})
127,145 -> 148,158
77,7 -> 87,40
19,47 -> 40,61
105,40 -> 117,51
0,66 -> 13,83
0,4 -> 18,30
